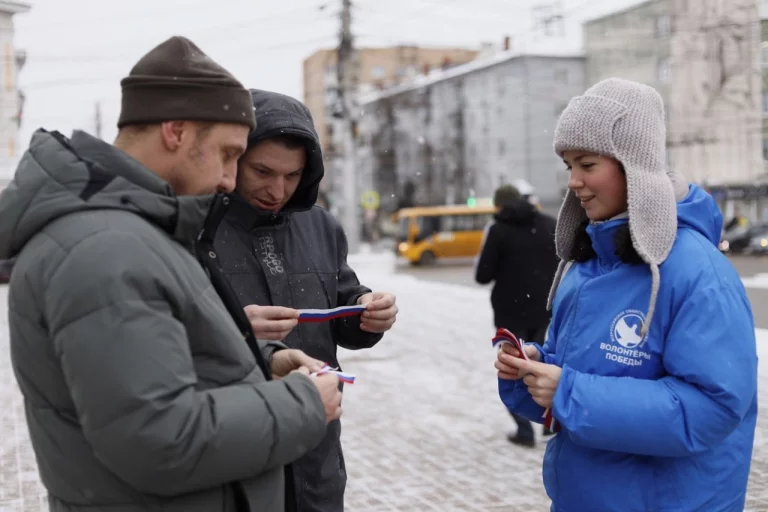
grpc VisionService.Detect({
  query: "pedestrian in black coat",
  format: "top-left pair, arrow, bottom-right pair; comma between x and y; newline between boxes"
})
475,185 -> 559,446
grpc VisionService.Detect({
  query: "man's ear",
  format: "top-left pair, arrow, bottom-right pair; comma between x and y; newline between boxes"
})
159,121 -> 187,152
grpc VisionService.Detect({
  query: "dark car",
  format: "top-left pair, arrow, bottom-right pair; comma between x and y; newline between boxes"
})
745,228 -> 768,255
719,222 -> 768,254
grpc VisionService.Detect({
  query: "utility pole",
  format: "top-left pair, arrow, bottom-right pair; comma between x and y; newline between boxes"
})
532,1 -> 564,38
336,0 -> 360,253
94,101 -> 102,139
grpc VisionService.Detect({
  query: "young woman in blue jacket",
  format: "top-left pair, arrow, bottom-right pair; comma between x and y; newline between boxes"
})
496,77 -> 758,512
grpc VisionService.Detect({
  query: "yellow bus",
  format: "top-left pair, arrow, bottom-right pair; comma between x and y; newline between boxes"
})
394,204 -> 497,265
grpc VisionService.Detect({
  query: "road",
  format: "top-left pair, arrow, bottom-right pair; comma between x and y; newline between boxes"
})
393,254 -> 768,328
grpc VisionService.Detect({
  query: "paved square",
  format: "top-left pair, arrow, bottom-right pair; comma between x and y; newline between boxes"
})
0,253 -> 766,511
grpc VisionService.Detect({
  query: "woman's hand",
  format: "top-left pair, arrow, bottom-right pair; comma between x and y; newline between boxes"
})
500,355 -> 562,409
495,343 -> 541,380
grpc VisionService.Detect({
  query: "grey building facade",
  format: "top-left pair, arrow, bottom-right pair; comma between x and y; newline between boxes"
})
585,0 -> 764,219
356,52 -> 585,215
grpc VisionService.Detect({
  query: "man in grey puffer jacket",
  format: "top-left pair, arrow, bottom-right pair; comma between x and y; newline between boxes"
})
0,36 -> 341,512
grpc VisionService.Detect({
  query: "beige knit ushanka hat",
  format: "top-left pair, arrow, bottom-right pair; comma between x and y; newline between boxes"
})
548,78 -> 677,336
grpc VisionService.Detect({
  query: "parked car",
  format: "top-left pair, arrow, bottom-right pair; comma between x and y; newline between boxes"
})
744,227 -> 768,255
719,221 -> 768,254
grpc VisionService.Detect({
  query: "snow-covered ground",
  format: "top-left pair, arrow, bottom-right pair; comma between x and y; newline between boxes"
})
0,252 -> 766,511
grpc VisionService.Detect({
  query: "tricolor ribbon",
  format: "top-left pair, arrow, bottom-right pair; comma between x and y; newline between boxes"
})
298,305 -> 367,324
311,364 -> 356,384
493,327 -> 560,434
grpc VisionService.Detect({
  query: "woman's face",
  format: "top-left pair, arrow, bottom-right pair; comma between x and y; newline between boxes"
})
563,150 -> 628,222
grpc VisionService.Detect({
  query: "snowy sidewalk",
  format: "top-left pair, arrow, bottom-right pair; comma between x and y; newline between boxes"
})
0,252 -> 766,511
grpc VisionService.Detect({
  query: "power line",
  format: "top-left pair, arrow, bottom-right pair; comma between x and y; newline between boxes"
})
355,2 -> 530,32
17,3 -> 333,59
18,0 -> 329,30
17,0 -> 220,29
19,34 -> 339,91
350,0 -> 606,49
12,2 -> 762,67
13,17 -> 762,68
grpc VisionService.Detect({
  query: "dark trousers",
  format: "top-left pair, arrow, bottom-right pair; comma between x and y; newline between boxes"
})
504,325 -> 549,440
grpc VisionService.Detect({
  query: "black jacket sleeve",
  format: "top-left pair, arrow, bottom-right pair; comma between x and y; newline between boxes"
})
475,222 -> 500,285
331,219 -> 383,350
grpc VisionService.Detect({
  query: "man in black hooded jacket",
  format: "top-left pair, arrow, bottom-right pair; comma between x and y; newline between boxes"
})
475,184 -> 559,447
214,89 -> 399,512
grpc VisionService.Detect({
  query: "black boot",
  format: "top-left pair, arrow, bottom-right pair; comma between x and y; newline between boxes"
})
507,432 -> 535,448
508,412 -> 536,447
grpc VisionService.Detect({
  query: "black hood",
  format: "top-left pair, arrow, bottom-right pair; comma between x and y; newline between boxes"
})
495,198 -> 537,225
242,89 -> 324,213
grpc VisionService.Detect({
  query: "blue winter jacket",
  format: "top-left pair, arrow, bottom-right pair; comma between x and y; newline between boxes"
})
500,185 -> 758,512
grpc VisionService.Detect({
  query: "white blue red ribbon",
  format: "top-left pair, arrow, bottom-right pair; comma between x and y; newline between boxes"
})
493,327 -> 560,434
311,364 -> 356,384
298,305 -> 367,323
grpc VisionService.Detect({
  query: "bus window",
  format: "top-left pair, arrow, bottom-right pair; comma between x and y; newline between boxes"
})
452,215 -> 475,232
415,216 -> 440,242
475,213 -> 494,230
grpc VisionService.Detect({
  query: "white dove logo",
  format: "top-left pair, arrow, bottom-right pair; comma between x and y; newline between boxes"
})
611,311 -> 646,348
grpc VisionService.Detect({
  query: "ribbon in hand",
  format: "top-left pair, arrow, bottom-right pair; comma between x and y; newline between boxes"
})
493,328 -> 560,433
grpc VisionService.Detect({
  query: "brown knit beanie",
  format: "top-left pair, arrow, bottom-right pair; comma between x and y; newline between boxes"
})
117,36 -> 256,130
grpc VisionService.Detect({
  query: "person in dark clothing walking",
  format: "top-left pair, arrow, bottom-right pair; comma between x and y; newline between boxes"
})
214,89 -> 399,512
475,184 -> 559,447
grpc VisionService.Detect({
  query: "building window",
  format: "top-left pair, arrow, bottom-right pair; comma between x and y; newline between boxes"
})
371,65 -> 385,79
657,57 -> 671,83
655,14 -> 671,37
763,91 -> 768,113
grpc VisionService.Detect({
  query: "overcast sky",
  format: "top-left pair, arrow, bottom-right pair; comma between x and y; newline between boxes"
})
13,0 -> 649,148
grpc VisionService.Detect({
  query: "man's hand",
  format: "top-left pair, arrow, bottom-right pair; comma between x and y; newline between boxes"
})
501,356 -> 562,409
310,373 -> 343,424
244,305 -> 299,341
357,292 -> 398,333
495,343 -> 542,380
271,349 -> 325,378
